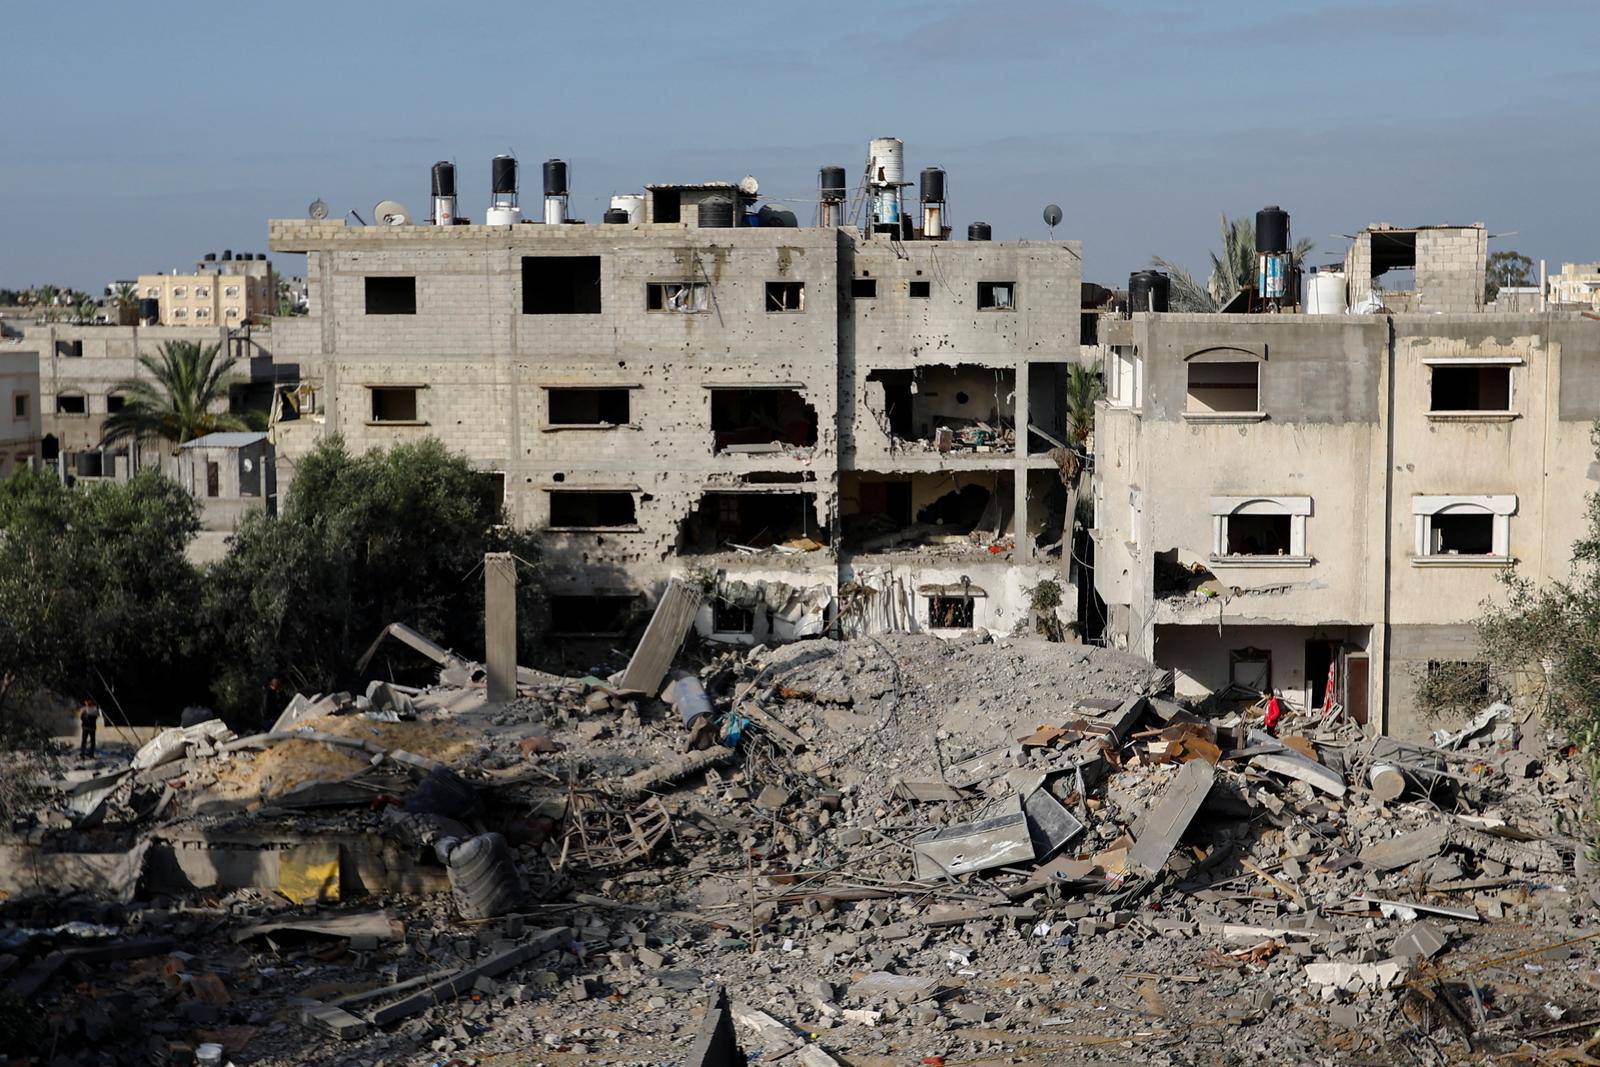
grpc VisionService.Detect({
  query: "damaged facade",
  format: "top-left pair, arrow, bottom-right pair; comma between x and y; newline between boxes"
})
1093,227 -> 1600,737
268,158 -> 1082,643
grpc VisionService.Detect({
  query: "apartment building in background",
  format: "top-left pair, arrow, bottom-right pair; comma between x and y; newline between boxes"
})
137,251 -> 276,327
1092,221 -> 1600,739
0,351 -> 43,477
268,142 -> 1085,645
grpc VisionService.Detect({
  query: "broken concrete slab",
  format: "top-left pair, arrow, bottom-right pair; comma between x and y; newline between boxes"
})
685,986 -> 748,1067
1022,786 -> 1084,860
1247,730 -> 1346,797
1358,824 -> 1449,872
1128,759 -> 1215,877
912,796 -> 1034,878
1303,958 -> 1406,991
231,910 -> 405,944
1391,922 -> 1450,961
617,579 -> 704,695
366,927 -> 572,1026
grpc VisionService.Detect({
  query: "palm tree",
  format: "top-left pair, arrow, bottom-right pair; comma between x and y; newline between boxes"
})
1065,364 -> 1104,446
110,282 -> 138,324
75,298 -> 97,323
1152,212 -> 1316,312
101,340 -> 249,452
34,285 -> 60,322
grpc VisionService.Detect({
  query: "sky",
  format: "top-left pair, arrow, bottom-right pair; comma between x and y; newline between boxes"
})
2,0 -> 1596,293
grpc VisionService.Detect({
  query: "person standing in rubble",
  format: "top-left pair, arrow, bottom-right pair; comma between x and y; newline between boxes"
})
258,676 -> 287,733
1262,689 -> 1284,736
78,696 -> 101,759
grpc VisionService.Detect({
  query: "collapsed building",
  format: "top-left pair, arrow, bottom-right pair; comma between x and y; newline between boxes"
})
1092,207 -> 1600,738
266,140 -> 1084,645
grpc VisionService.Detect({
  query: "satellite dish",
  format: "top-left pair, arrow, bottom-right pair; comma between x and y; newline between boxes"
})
308,199 -> 329,221
738,175 -> 759,196
374,200 -> 411,226
1043,203 -> 1063,228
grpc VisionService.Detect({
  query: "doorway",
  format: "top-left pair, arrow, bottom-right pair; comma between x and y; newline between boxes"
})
1304,639 -> 1337,713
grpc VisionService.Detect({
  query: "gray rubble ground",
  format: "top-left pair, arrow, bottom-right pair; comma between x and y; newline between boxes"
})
2,633 -> 1597,1067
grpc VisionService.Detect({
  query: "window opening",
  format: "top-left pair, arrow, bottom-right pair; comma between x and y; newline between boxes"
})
548,490 -> 636,528
1431,365 -> 1510,411
928,596 -> 975,628
1187,362 -> 1259,413
370,387 -> 419,422
364,276 -> 416,315
523,256 -> 602,314
977,282 -> 1015,310
765,281 -> 804,312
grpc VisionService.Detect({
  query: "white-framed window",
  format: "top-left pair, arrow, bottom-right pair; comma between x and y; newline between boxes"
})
145,286 -> 159,298
646,281 -> 708,313
1210,495 -> 1311,565
1412,495 -> 1515,565
224,285 -> 240,297
172,308 -> 188,319
196,285 -> 211,298
172,286 -> 187,298
225,307 -> 240,318
1107,345 -> 1142,408
195,307 -> 210,319
1424,357 -> 1519,417
1184,347 -> 1266,421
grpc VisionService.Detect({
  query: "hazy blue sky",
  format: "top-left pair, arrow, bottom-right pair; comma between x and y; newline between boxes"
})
3,0 -> 1594,292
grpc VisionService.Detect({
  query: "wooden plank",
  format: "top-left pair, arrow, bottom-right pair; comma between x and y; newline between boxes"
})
617,579 -> 703,695
364,927 -> 571,1027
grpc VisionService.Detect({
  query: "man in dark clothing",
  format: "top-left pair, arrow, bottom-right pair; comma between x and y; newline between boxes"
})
78,697 -> 101,759
258,676 -> 287,733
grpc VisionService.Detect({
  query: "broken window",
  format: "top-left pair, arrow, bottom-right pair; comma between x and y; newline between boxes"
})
866,366 -> 1015,451
1187,361 -> 1259,414
546,387 -> 631,427
1412,496 -> 1514,561
523,256 -> 602,314
646,282 -> 708,313
548,595 -> 642,637
106,393 -> 125,414
1230,648 -> 1271,692
977,282 -> 1016,310
548,491 -> 636,529
55,340 -> 83,358
678,491 -> 825,553
1225,514 -> 1291,556
909,280 -> 931,298
56,394 -> 87,416
710,388 -> 817,453
1211,496 -> 1311,561
928,596 -> 975,628
850,278 -> 877,299
365,276 -> 416,315
712,599 -> 756,634
369,387 -> 419,423
765,281 -> 804,312
1430,364 -> 1511,412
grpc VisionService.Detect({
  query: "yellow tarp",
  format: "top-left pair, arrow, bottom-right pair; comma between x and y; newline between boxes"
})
278,842 -> 341,904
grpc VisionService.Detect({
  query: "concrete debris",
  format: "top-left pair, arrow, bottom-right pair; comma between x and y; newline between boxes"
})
1,632 -> 1591,1066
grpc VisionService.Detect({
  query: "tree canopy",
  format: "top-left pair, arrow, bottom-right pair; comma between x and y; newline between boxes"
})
101,339 -> 250,451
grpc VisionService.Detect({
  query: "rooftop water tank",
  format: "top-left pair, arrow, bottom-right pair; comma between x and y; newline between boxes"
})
543,159 -> 568,197
920,166 -> 946,203
1303,268 -> 1347,314
610,194 -> 644,223
1256,205 -> 1290,254
491,155 -> 517,196
697,196 -> 734,228
819,165 -> 847,201
757,204 -> 798,228
868,137 -> 904,185
967,221 -> 991,241
431,161 -> 456,197
1128,270 -> 1170,313
602,208 -> 631,224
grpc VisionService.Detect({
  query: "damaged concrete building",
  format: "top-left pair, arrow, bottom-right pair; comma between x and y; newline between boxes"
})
1092,210 -> 1600,737
268,141 -> 1083,644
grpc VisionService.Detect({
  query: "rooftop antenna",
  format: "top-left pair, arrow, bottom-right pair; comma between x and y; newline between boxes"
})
374,199 -> 412,226
308,199 -> 329,221
1043,203 -> 1062,238
347,209 -> 368,226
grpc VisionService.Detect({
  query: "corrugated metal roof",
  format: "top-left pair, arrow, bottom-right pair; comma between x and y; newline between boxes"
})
181,431 -> 268,449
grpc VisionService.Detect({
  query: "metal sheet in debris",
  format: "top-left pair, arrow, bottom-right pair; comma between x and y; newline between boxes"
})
1023,787 -> 1084,861
913,797 -> 1033,879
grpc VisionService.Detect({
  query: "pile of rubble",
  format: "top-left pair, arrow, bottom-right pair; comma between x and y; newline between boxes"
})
2,617 -> 1596,1066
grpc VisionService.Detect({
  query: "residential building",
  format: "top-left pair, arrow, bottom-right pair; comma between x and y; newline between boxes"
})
0,351 -> 43,477
1343,223 -> 1487,313
176,431 -> 278,562
1549,262 -> 1600,310
267,144 -> 1083,644
137,252 -> 275,327
1093,269 -> 1600,739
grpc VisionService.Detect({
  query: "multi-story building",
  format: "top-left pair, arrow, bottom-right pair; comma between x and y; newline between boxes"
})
1092,225 -> 1600,738
1549,262 -> 1600,310
268,145 -> 1083,644
0,351 -> 43,477
137,252 -> 275,327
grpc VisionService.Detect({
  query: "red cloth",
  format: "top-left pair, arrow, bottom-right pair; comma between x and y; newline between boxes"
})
1264,695 -> 1284,731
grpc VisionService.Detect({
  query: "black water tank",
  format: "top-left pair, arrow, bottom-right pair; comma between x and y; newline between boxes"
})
543,159 -> 568,197
222,250 -> 232,261
138,298 -> 159,322
757,204 -> 797,228
203,252 -> 216,262
920,166 -> 946,203
1128,270 -> 1170,313
431,161 -> 456,197
819,165 -> 847,200
697,196 -> 734,228
491,154 -> 517,195
603,208 -> 631,224
1256,205 -> 1289,254
967,221 -> 991,241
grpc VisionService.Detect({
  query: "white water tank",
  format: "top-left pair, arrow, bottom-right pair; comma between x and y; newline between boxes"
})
610,194 -> 645,223
868,137 -> 904,185
1303,269 -> 1347,314
485,205 -> 521,226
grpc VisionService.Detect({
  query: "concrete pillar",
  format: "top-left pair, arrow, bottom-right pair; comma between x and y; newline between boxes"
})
1014,358 -> 1032,561
484,552 -> 517,704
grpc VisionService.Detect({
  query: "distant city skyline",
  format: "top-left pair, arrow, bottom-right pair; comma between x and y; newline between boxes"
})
2,0 -> 1594,293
